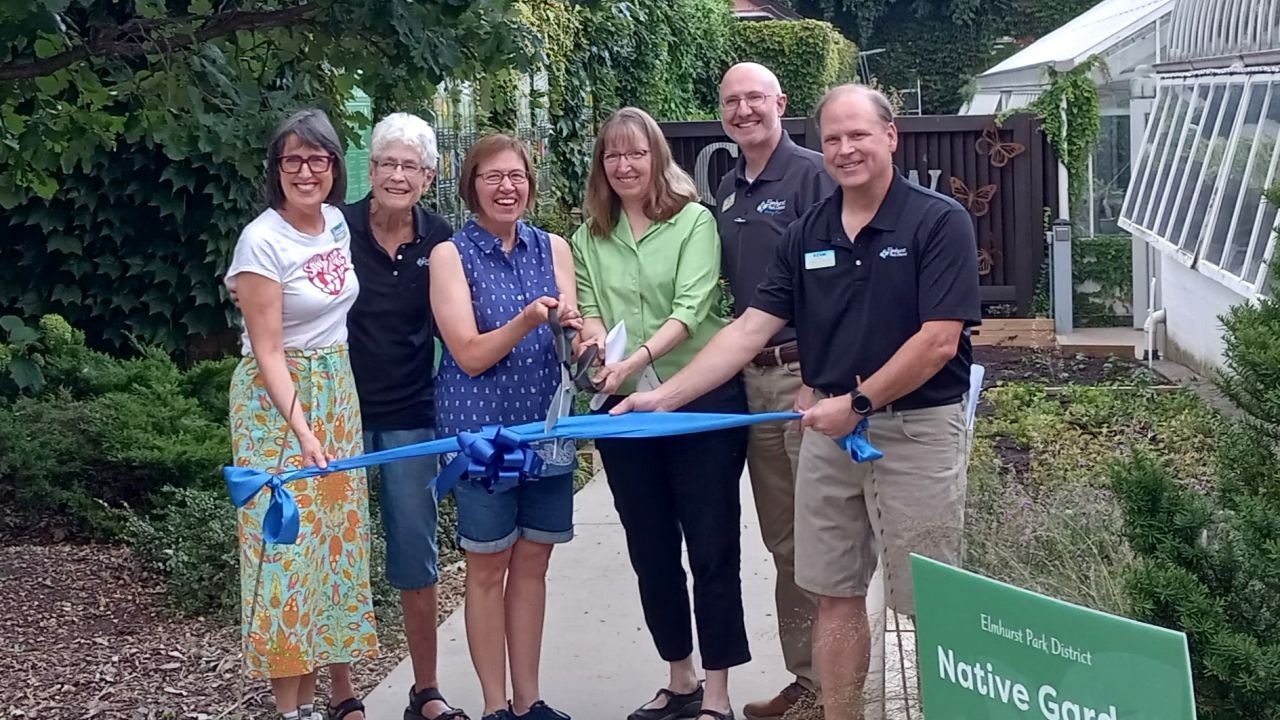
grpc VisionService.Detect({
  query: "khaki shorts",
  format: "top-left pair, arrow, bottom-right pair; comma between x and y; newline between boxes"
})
794,402 -> 968,615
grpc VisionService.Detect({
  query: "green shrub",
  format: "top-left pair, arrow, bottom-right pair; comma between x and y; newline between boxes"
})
129,486 -> 239,617
181,356 -> 240,423
729,20 -> 857,116
1113,257 -> 1280,717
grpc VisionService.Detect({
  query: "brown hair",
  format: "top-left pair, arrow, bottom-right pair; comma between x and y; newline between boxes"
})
583,107 -> 699,238
459,133 -> 536,214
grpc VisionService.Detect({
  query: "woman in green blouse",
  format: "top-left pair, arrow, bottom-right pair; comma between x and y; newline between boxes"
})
572,107 -> 750,720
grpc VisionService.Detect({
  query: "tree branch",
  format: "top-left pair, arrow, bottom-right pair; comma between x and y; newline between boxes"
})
0,3 -> 320,81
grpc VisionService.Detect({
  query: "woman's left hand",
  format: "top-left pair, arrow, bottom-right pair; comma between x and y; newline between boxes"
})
593,355 -> 643,395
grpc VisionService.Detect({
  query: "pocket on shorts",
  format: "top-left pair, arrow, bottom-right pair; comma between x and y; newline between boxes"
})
897,405 -> 963,447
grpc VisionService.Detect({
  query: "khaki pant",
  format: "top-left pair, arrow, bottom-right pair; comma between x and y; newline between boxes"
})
743,362 -> 818,691
794,401 -> 968,616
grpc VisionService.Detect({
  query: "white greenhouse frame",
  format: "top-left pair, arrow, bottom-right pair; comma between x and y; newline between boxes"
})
1120,70 -> 1280,296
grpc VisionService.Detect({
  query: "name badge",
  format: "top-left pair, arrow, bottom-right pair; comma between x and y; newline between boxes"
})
721,193 -> 735,212
804,250 -> 836,270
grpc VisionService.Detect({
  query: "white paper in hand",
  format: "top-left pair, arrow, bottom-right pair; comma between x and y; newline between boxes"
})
589,320 -> 628,411
636,364 -> 663,393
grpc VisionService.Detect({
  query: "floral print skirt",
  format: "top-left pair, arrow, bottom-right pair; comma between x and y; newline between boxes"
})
229,344 -> 377,679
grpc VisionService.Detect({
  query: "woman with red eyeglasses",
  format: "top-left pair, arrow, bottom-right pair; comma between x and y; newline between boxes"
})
224,108 -> 376,720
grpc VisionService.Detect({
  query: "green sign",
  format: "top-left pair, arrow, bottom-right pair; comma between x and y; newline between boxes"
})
344,87 -> 373,203
912,555 -> 1196,720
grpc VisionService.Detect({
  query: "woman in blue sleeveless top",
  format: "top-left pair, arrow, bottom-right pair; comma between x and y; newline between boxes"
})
429,134 -> 579,720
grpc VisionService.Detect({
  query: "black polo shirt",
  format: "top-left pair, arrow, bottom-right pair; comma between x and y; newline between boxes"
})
343,196 -> 453,431
714,132 -> 834,347
749,172 -> 981,409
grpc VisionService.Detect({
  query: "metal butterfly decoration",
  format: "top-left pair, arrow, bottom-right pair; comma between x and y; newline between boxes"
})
950,176 -> 998,217
976,125 -> 1026,167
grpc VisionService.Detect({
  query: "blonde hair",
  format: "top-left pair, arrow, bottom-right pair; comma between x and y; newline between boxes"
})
584,107 -> 698,238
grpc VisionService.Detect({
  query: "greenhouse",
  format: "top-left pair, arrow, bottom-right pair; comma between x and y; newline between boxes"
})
1118,0 -> 1280,367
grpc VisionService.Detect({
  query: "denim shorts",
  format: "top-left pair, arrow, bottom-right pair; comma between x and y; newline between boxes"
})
365,427 -> 440,590
453,471 -> 575,554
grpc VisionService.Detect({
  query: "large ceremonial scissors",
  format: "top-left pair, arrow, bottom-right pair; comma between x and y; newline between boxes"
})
545,306 -> 600,431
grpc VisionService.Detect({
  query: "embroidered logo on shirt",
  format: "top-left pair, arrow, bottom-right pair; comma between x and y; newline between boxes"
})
304,248 -> 351,295
756,198 -> 787,215
879,246 -> 909,259
417,257 -> 429,267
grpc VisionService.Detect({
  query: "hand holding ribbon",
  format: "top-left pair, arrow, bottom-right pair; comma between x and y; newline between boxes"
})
224,411 -> 882,545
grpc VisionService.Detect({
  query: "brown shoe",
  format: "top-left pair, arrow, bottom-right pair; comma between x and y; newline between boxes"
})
742,683 -> 816,720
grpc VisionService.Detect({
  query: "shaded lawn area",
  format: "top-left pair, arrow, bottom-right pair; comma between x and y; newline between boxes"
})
964,347 -> 1220,613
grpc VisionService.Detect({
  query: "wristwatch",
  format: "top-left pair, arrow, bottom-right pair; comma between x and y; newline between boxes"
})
850,391 -> 874,416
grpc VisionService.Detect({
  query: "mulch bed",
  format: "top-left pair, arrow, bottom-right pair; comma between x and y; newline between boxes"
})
0,541 -> 464,720
973,345 -> 1164,387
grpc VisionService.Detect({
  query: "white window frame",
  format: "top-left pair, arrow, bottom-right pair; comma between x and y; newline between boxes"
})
1120,70 -> 1280,298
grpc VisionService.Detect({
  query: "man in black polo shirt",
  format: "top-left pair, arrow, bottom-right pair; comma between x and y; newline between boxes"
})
714,61 -> 835,720
615,85 -> 980,720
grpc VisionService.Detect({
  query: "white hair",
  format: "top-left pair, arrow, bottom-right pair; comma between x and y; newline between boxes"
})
370,112 -> 440,169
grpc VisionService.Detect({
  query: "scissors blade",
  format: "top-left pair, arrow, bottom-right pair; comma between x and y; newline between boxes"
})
544,380 -> 574,432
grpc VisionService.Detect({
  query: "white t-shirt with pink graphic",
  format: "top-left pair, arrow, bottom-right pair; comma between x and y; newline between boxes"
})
226,204 -> 360,355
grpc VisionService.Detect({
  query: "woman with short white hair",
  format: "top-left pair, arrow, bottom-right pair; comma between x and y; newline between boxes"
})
343,112 -> 468,720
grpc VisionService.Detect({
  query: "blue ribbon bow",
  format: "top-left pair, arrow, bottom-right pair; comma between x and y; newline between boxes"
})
456,425 -> 543,494
225,411 -> 882,545
225,467 -> 301,545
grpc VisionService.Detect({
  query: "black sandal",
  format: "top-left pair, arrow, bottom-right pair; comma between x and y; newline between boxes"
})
407,686 -> 471,720
327,698 -> 366,720
627,685 -> 704,720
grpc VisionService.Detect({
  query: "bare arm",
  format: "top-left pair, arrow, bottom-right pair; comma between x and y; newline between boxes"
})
612,308 -> 785,413
236,272 -> 330,468
429,241 -> 568,377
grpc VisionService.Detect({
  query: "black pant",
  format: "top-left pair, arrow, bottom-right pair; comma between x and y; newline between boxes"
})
596,377 -> 751,670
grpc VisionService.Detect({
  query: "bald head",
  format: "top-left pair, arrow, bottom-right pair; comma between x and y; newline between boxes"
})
720,62 -> 782,96
719,62 -> 787,153
816,84 -> 895,128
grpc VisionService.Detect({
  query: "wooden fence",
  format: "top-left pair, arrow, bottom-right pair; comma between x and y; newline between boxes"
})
659,113 -> 1061,317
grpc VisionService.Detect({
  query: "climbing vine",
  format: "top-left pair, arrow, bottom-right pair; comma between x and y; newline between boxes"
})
1020,55 -> 1107,209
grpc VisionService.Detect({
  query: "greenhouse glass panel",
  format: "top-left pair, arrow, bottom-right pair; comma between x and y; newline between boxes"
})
1204,79 -> 1271,268
1146,83 -> 1192,230
1225,79 -> 1280,276
1174,81 -> 1243,253
1138,83 -> 1196,230
1151,82 -> 1213,239
1123,88 -> 1172,221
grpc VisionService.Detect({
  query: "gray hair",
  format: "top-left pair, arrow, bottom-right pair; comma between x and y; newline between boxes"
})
370,112 -> 440,169
264,108 -> 347,210
815,84 -> 895,127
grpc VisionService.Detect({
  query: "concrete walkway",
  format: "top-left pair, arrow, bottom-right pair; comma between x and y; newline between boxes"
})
363,464 -> 915,719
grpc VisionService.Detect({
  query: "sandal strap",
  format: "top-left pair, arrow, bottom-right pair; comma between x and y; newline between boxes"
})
698,712 -> 732,720
328,698 -> 366,720
410,687 -> 446,708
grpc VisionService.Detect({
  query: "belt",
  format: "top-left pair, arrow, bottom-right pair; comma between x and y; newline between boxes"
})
751,341 -> 801,367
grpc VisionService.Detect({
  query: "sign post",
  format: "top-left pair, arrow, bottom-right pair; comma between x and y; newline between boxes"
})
912,555 -> 1196,719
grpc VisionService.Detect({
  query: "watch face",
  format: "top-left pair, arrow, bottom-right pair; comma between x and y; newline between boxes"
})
853,393 -> 873,414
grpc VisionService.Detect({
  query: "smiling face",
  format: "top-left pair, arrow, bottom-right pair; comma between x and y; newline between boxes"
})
719,63 -> 786,151
370,140 -> 433,213
473,148 -> 530,226
602,124 -> 652,206
278,134 -> 335,212
819,90 -> 898,192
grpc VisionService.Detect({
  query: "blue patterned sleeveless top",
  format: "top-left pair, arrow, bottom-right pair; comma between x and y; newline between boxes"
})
434,219 -> 576,477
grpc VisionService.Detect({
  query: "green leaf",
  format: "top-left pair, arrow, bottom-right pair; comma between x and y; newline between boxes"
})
7,324 -> 38,345
47,234 -> 83,255
7,356 -> 45,392
0,316 -> 26,334
33,37 -> 57,59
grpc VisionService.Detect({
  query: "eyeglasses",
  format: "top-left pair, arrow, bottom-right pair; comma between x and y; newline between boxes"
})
479,170 -> 529,185
721,92 -> 778,112
602,149 -> 650,165
277,154 -> 334,174
374,159 -> 426,175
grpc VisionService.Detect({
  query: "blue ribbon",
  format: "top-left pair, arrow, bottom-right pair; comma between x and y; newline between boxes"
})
225,411 -> 881,544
